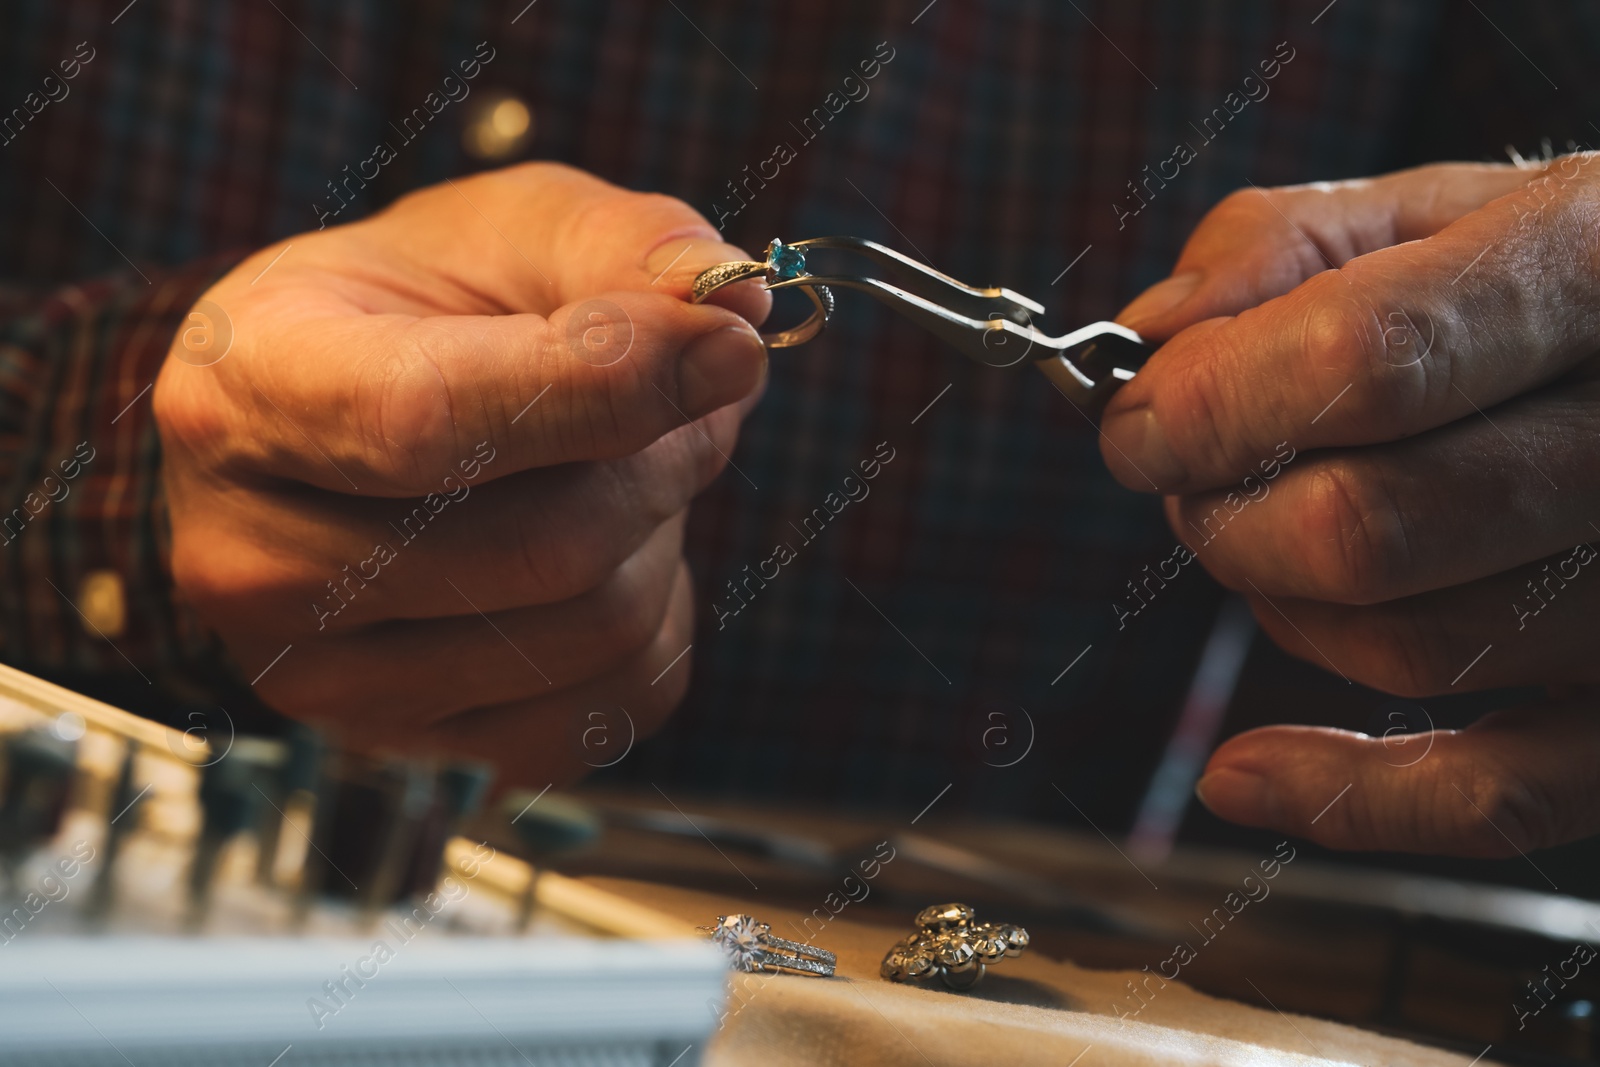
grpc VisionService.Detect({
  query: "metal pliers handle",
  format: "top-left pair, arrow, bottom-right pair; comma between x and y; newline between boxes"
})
766,236 -> 1151,412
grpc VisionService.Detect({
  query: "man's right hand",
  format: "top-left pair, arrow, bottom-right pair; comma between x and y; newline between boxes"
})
153,162 -> 770,784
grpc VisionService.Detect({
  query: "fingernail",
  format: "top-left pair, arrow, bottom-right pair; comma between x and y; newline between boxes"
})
1195,769 -> 1278,827
644,236 -> 750,287
1119,271 -> 1202,332
679,323 -> 767,414
1100,406 -> 1187,489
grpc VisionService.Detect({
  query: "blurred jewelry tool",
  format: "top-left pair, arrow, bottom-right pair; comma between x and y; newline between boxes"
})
880,902 -> 1028,991
0,719 -> 78,897
692,237 -> 1153,411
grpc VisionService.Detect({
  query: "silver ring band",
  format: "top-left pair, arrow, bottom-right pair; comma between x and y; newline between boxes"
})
758,933 -> 837,966
750,949 -> 835,977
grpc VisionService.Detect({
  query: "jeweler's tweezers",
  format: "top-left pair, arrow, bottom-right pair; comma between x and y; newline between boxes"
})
767,236 -> 1152,412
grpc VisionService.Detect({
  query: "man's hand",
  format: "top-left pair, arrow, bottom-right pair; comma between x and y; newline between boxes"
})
154,163 -> 770,785
1103,158 -> 1600,856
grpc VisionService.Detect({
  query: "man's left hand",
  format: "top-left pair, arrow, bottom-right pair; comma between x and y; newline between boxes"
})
1101,158 -> 1600,856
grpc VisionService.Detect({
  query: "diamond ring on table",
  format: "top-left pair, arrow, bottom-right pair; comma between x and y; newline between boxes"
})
690,238 -> 835,348
880,902 -> 1029,990
704,914 -> 837,977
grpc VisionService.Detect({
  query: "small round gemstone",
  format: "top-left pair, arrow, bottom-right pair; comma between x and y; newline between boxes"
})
967,922 -> 1009,962
999,924 -> 1030,957
915,903 -> 974,929
933,932 -> 977,970
902,944 -> 936,979
764,238 -> 807,280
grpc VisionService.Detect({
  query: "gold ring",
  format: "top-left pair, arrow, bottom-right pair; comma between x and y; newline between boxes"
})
690,239 -> 834,349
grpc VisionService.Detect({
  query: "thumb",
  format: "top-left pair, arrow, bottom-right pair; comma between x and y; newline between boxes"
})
1116,162 -> 1544,340
1194,701 -> 1600,858
375,162 -> 772,325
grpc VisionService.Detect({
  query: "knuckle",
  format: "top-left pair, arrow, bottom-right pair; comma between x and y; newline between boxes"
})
1452,765 -> 1551,856
566,186 -> 707,252
615,189 -> 714,242
153,361 -> 229,459
174,543 -> 345,649
633,651 -> 689,736
1351,599 -> 1462,698
1524,183 -> 1600,303
562,343 -> 635,457
497,468 -> 672,606
168,538 -> 230,616
507,507 -> 610,604
1294,460 -> 1412,604
170,535 -> 272,621
1200,186 -> 1335,279
595,563 -> 677,661
1166,344 -> 1237,466
254,662 -> 337,721
642,423 -> 726,509
1540,176 -> 1597,241
256,651 -> 399,729
151,366 -> 187,435
1300,297 -> 1406,424
1305,283 -> 1458,439
502,159 -> 575,185
1212,186 -> 1275,226
631,582 -> 693,735
358,330 -> 459,488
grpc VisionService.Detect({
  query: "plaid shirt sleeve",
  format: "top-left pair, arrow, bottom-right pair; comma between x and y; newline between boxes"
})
0,254 -> 245,706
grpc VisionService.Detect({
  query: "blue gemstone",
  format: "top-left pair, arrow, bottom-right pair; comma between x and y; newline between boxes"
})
765,239 -> 806,280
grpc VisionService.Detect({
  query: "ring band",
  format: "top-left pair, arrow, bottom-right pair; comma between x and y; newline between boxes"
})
706,914 -> 837,977
690,240 -> 835,349
756,931 -> 837,966
746,949 -> 835,977
690,260 -> 766,302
